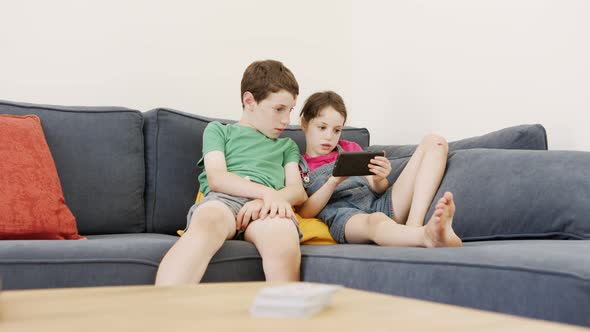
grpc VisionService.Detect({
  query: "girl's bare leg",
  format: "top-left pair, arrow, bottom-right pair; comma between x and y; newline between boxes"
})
345,192 -> 461,247
391,134 -> 449,227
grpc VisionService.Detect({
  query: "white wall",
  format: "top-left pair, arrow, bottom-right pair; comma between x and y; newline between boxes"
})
351,0 -> 590,150
0,0 -> 352,125
1,1 -> 589,150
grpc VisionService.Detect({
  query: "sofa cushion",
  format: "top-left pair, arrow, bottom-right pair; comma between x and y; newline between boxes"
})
0,234 -> 264,289
0,100 -> 145,234
369,124 -> 547,159
370,124 -> 548,185
429,149 -> 590,240
0,114 -> 83,240
0,234 -> 173,289
143,108 -> 369,234
300,240 -> 590,326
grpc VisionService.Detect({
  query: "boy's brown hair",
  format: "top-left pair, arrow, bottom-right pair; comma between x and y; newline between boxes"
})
300,91 -> 347,124
241,60 -> 299,107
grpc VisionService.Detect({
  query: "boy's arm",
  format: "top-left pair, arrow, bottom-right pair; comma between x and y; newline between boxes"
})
278,162 -> 308,207
205,151 -> 277,199
297,176 -> 347,218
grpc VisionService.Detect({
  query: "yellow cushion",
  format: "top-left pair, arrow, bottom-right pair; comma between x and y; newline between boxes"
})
177,192 -> 336,245
195,191 -> 205,203
296,214 -> 337,245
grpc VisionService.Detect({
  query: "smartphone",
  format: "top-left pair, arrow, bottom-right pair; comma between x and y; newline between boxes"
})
332,151 -> 386,177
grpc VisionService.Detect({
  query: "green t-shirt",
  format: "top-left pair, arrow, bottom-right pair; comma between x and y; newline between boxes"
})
197,121 -> 301,196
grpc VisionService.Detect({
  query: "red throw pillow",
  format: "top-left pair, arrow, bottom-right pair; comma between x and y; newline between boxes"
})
0,114 -> 84,240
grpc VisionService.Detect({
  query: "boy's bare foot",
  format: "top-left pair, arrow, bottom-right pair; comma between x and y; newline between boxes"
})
424,192 -> 462,248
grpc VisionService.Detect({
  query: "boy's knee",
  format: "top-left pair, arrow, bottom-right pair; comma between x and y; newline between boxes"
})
421,133 -> 448,152
187,204 -> 233,238
262,238 -> 301,262
255,218 -> 300,257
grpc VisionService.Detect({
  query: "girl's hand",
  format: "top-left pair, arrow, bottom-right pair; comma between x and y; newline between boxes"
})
368,156 -> 391,181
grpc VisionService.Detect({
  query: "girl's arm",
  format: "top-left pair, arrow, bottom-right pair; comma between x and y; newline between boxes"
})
366,156 -> 391,194
367,175 -> 389,194
297,176 -> 347,218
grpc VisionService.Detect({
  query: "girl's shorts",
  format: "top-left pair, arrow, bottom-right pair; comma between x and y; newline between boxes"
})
319,186 -> 394,244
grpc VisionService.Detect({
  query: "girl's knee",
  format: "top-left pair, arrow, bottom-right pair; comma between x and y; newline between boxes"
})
365,212 -> 391,238
366,212 -> 389,228
421,133 -> 448,152
367,212 -> 393,233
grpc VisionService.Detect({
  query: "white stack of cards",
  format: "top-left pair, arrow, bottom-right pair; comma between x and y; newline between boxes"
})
250,283 -> 342,319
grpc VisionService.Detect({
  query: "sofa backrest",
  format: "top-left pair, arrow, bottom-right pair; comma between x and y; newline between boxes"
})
431,148 -> 590,240
369,124 -> 548,159
0,100 -> 146,235
143,108 -> 370,235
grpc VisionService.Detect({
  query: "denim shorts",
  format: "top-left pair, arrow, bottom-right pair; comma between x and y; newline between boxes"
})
186,191 -> 302,240
318,185 -> 394,244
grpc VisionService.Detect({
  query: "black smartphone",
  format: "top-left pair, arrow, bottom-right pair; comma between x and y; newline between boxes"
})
332,151 -> 386,177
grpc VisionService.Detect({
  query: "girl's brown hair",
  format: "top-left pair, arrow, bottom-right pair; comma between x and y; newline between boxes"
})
300,91 -> 347,124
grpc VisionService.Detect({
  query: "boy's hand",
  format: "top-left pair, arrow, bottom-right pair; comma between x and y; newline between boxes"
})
236,191 -> 295,231
260,190 -> 293,220
236,199 -> 264,231
368,156 -> 391,181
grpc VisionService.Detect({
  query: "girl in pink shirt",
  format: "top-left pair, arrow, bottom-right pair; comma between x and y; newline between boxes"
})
297,91 -> 461,247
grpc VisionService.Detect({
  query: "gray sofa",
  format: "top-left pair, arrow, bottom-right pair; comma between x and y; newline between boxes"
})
1,100 -> 588,327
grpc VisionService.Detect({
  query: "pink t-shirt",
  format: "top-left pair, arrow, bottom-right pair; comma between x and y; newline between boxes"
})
303,140 -> 363,173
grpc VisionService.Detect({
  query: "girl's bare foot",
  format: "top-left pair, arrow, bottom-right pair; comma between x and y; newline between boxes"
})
424,192 -> 462,248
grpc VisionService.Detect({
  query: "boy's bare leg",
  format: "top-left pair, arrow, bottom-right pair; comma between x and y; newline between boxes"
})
391,134 -> 449,227
244,217 -> 301,282
155,201 -> 236,286
345,192 -> 461,247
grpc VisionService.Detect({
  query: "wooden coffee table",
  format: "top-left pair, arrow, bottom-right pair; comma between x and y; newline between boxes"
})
0,282 -> 586,331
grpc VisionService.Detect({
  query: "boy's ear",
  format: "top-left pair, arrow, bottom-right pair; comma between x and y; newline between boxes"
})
242,92 -> 256,111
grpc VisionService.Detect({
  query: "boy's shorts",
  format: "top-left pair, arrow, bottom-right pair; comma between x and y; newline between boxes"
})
186,191 -> 303,241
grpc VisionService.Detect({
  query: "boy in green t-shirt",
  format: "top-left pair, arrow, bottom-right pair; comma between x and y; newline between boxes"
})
155,60 -> 307,285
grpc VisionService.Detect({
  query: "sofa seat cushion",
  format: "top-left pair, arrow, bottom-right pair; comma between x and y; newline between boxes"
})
0,235 -> 265,290
0,234 -> 173,289
300,240 -> 590,326
0,100 -> 145,234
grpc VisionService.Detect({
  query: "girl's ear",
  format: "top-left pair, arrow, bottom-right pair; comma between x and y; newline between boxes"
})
242,92 -> 256,111
300,118 -> 308,131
